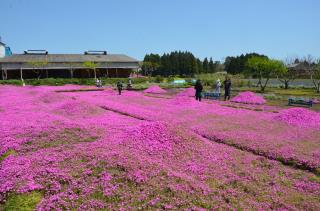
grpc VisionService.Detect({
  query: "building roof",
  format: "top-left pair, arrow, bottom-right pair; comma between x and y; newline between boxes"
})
0,54 -> 139,63
287,62 -> 314,70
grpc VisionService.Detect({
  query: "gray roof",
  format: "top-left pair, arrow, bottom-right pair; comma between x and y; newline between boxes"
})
0,54 -> 139,63
287,62 -> 312,70
287,63 -> 299,68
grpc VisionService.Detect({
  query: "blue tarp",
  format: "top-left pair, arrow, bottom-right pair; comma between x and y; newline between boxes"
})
173,79 -> 186,84
5,47 -> 12,56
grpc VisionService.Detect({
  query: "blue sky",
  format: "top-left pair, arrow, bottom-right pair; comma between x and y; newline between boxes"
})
1,0 -> 319,61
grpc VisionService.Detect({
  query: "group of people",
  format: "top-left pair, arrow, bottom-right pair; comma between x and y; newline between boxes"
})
97,76 -> 231,99
194,76 -> 232,101
96,78 -> 132,95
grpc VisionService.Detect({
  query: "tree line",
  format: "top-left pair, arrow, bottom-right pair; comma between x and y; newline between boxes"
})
142,51 -> 223,77
142,51 -> 320,93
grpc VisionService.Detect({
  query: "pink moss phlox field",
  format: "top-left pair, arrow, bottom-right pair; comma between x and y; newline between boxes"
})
311,98 -> 320,104
143,85 -> 167,94
231,91 -> 266,105
0,85 -> 320,210
275,107 -> 320,128
73,88 -> 320,171
176,87 -> 195,97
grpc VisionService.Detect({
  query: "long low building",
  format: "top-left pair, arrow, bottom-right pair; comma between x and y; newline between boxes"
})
0,50 -> 140,80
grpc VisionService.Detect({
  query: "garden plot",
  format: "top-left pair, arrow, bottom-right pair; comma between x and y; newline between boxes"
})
0,85 -> 320,210
67,89 -> 320,173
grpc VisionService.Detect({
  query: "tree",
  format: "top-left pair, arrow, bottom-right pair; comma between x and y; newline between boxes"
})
224,53 -> 268,75
27,60 -> 49,80
203,58 -> 209,73
208,58 -> 215,73
64,62 -> 80,78
142,51 -> 214,76
196,59 -> 203,74
142,54 -> 161,76
82,61 -> 98,79
278,57 -> 301,89
246,57 -> 287,92
277,68 -> 298,89
142,61 -> 160,76
143,51 -> 198,76
214,61 -> 223,72
310,59 -> 320,93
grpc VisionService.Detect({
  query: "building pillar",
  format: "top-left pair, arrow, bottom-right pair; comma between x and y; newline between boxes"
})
3,69 -> 7,80
70,68 -> 73,78
20,67 -> 23,81
116,68 -> 118,78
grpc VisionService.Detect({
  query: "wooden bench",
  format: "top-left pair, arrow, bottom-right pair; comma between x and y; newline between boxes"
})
288,98 -> 313,107
203,92 -> 220,100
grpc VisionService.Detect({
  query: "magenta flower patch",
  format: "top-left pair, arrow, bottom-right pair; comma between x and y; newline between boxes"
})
143,85 -> 167,94
0,85 -> 319,210
231,91 -> 266,105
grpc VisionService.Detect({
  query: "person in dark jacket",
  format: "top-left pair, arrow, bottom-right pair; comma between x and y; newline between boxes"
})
117,81 -> 123,95
194,80 -> 203,101
223,76 -> 232,101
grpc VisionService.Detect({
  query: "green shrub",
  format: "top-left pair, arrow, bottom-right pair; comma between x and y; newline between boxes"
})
166,76 -> 175,83
155,75 -> 164,83
0,80 -> 23,86
160,83 -> 190,89
132,83 -> 149,90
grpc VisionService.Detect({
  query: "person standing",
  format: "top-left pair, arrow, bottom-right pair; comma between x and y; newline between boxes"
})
98,78 -> 102,87
194,79 -> 203,101
215,79 -> 221,97
223,76 -> 232,101
127,78 -> 132,90
117,81 -> 123,95
96,78 -> 100,88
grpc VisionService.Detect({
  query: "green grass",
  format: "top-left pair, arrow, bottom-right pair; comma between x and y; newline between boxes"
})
1,192 -> 42,211
0,149 -> 16,163
0,80 -> 23,86
235,86 -> 319,96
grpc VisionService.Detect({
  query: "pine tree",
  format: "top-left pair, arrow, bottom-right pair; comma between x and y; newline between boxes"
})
203,58 -> 209,73
209,57 -> 215,73
196,59 -> 203,74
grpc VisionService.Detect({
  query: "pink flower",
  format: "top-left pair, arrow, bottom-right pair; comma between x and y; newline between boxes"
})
231,91 -> 266,105
143,85 -> 167,94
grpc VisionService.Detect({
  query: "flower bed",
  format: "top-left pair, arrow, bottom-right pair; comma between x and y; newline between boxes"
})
0,85 -> 320,210
83,89 -> 320,171
231,91 -> 266,105
176,87 -> 195,97
274,107 -> 320,128
143,85 -> 167,94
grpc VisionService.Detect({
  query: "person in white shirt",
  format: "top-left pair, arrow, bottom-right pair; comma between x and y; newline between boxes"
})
215,79 -> 221,96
